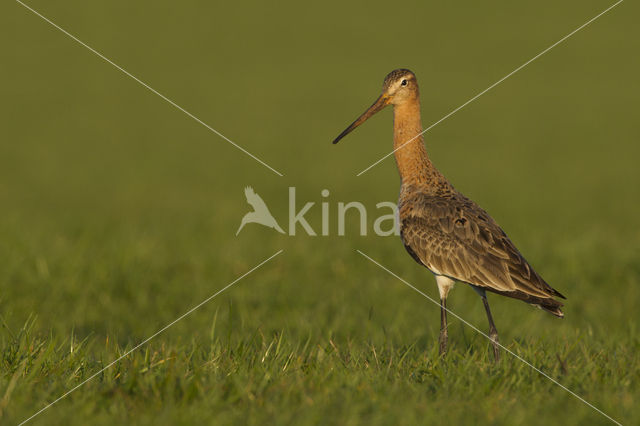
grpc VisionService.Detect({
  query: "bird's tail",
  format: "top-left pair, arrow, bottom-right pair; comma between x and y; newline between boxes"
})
486,288 -> 565,318
535,297 -> 564,318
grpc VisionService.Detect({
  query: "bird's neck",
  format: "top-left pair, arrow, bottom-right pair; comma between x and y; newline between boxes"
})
392,99 -> 444,188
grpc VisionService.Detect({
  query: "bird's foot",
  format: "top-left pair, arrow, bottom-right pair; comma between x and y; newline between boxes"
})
489,332 -> 500,362
439,331 -> 448,357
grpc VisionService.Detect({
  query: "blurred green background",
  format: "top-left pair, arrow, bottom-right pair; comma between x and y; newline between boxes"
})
1,0 -> 638,425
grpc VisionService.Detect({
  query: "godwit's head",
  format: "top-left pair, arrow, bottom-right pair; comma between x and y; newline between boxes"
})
332,69 -> 418,144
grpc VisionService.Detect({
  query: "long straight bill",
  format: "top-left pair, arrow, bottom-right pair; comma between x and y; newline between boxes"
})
332,94 -> 389,144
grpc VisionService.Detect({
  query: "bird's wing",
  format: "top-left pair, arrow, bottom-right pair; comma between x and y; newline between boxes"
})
400,192 -> 562,299
244,186 -> 266,210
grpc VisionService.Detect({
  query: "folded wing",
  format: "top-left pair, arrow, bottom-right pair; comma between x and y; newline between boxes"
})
400,193 -> 565,305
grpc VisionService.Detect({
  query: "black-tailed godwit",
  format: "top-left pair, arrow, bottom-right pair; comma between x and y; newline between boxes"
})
333,69 -> 566,360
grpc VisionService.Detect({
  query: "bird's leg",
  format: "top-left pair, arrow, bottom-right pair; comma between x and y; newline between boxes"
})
481,295 -> 501,362
439,297 -> 448,356
435,276 -> 454,357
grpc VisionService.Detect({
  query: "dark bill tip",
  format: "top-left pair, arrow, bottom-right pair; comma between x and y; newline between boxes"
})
332,131 -> 349,144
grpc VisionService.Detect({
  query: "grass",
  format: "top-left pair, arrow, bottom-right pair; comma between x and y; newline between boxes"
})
1,0 -> 639,424
2,308 -> 638,425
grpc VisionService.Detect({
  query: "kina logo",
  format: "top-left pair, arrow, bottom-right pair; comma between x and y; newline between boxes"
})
236,186 -> 285,235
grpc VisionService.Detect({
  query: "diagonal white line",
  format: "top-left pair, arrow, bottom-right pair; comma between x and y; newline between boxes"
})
356,249 -> 622,426
15,0 -> 284,177
356,0 -> 624,176
19,249 -> 284,426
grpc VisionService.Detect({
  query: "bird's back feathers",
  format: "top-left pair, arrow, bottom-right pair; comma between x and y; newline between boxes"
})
400,187 -> 565,315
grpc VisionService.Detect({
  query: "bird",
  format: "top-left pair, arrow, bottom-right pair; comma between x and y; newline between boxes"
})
236,186 -> 285,235
332,69 -> 565,360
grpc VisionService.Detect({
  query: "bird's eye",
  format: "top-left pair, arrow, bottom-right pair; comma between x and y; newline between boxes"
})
401,79 -> 408,86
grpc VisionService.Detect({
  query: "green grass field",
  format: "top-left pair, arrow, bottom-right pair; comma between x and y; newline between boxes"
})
1,0 -> 639,424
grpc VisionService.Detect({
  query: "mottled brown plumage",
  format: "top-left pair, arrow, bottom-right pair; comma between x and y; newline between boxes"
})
399,190 -> 565,313
333,68 -> 566,359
